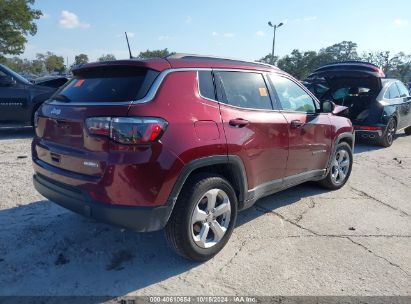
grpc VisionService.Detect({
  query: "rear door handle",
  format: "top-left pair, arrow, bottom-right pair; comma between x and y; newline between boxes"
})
290,120 -> 304,128
229,118 -> 249,128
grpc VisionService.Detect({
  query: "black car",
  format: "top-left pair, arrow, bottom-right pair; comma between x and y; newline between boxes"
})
0,64 -> 68,127
31,75 -> 70,88
305,61 -> 411,147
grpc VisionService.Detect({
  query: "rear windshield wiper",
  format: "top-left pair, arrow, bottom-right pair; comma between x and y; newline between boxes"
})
52,94 -> 71,102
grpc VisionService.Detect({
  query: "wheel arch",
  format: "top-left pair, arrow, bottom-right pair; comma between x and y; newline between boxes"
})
325,132 -> 355,176
166,155 -> 248,209
381,105 -> 399,127
391,114 -> 398,126
337,133 -> 354,148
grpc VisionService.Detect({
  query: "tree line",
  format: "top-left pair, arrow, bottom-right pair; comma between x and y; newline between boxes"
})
3,43 -> 410,83
0,0 -> 173,74
0,49 -> 173,75
257,41 -> 411,81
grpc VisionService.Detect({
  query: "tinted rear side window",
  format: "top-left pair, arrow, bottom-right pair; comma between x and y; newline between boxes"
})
396,82 -> 410,97
198,71 -> 216,100
53,67 -> 159,102
216,71 -> 273,110
384,83 -> 400,99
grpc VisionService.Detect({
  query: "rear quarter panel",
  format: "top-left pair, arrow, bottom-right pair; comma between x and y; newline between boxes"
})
127,71 -> 227,204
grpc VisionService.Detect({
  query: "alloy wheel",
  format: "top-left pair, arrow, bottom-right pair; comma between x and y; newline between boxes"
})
331,149 -> 351,185
386,120 -> 396,145
191,188 -> 231,249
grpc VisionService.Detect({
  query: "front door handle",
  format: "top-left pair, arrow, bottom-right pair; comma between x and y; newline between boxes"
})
290,120 -> 304,128
229,118 -> 249,128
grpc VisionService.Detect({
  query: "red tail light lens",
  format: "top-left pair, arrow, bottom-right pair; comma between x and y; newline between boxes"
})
354,125 -> 383,131
85,117 -> 168,144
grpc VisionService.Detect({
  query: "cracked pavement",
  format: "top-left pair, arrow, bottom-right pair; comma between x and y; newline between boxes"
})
0,129 -> 410,296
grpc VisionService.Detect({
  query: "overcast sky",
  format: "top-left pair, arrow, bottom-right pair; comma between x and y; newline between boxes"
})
23,0 -> 411,64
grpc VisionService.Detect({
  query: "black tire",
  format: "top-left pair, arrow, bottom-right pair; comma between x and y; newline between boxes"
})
404,125 -> 411,135
165,173 -> 238,261
318,142 -> 353,190
379,118 -> 396,147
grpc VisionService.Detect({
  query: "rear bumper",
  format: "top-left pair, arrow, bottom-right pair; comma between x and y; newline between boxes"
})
33,173 -> 173,232
354,124 -> 385,140
354,130 -> 383,140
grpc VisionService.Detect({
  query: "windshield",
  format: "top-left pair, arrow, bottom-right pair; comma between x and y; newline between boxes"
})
1,64 -> 32,85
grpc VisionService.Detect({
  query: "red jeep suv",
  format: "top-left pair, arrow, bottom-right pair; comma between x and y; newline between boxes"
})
32,54 -> 354,261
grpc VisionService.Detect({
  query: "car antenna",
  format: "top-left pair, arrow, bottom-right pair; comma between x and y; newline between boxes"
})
125,32 -> 133,59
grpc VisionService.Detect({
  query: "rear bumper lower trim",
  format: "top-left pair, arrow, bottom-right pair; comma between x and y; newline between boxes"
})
33,174 -> 173,232
354,130 -> 383,138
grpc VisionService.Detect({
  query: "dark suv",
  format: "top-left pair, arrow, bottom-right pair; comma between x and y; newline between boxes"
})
0,64 -> 68,127
32,55 -> 354,261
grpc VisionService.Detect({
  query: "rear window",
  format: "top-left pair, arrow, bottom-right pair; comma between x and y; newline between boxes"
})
332,87 -> 371,100
53,67 -> 159,102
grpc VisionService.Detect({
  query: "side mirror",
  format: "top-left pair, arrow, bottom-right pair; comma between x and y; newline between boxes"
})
333,105 -> 349,116
321,100 -> 335,113
0,76 -> 15,87
321,100 -> 349,116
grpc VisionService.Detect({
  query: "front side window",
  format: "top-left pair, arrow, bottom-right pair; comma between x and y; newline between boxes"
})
216,71 -> 273,110
270,75 -> 316,113
384,83 -> 400,99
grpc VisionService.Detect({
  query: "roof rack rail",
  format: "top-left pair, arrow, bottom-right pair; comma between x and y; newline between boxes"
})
165,53 -> 277,69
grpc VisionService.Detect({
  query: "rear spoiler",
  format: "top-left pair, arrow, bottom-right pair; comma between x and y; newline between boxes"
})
71,59 -> 171,75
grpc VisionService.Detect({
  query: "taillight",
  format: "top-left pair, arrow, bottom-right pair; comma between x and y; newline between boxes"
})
85,117 -> 168,144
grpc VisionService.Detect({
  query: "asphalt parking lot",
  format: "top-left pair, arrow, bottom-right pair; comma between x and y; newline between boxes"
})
0,128 -> 410,297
